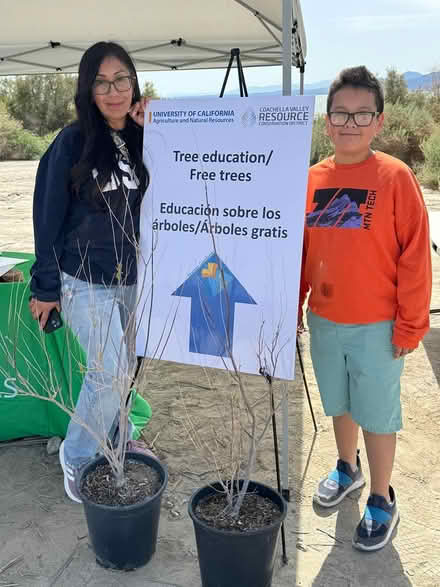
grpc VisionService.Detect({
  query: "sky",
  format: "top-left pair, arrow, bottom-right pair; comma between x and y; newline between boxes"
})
138,0 -> 440,97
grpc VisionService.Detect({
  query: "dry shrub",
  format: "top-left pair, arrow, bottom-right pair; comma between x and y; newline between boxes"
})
310,115 -> 333,165
427,97 -> 440,125
0,101 -> 47,160
0,102 -> 22,159
418,128 -> 440,189
373,102 -> 435,168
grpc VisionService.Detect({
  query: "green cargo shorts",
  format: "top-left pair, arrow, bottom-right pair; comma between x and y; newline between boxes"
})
307,310 -> 404,434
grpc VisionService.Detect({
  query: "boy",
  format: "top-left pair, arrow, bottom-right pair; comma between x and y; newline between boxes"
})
299,66 -> 432,551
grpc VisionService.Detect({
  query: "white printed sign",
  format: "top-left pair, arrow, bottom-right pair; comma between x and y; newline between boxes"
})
137,96 -> 314,379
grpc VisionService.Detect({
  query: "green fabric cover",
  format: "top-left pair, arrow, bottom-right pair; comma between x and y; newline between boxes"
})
0,252 -> 151,441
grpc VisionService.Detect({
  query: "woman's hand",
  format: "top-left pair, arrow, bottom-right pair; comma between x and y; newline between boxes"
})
29,298 -> 60,330
129,97 -> 151,127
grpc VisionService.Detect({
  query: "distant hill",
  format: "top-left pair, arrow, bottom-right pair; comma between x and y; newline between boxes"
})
404,71 -> 424,81
166,83 -> 329,100
166,71 -> 438,99
403,71 -> 439,90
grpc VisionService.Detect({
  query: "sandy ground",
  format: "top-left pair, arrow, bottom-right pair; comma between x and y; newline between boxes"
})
0,160 -> 439,587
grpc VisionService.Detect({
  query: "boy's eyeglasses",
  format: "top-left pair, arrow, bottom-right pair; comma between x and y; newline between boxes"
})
328,111 -> 379,127
93,75 -> 134,95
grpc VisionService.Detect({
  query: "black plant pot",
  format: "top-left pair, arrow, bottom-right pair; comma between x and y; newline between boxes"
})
78,452 -> 168,571
188,480 -> 287,587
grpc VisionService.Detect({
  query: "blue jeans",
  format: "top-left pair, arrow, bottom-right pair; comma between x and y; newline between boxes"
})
61,272 -> 137,468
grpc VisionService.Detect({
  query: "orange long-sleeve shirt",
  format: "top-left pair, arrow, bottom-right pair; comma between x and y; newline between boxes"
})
299,151 -> 432,349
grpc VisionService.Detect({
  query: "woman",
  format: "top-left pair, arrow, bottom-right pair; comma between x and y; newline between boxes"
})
29,41 -> 150,503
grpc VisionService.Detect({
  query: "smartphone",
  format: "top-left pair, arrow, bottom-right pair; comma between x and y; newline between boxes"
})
43,308 -> 63,334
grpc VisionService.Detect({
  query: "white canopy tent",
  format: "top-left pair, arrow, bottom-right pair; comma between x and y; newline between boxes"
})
0,0 -> 310,498
0,0 -> 306,92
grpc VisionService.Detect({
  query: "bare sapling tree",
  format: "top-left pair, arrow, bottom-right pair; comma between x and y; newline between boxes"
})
0,183 -> 172,489
179,186 -> 291,517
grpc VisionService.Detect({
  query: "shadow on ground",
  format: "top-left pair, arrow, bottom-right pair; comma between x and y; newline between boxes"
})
311,493 -> 412,587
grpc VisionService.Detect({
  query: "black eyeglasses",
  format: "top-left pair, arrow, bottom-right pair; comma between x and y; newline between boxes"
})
328,111 -> 379,127
93,75 -> 134,95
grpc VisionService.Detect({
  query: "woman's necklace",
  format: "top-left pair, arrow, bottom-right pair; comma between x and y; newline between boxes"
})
110,130 -> 131,163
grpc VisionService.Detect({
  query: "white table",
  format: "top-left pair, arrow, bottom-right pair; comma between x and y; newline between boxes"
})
429,211 -> 440,314
429,210 -> 440,255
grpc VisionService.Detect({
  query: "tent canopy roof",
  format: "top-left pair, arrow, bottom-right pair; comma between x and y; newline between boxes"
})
0,0 -> 306,75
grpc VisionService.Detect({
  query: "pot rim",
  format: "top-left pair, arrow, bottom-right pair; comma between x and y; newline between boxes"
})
78,451 -> 168,511
188,479 -> 288,537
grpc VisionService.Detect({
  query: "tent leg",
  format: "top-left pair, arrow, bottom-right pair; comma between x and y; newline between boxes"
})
299,66 -> 305,95
281,0 -> 293,506
282,0 -> 292,96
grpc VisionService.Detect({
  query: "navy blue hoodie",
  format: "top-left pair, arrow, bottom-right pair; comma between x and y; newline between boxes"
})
30,123 -> 142,301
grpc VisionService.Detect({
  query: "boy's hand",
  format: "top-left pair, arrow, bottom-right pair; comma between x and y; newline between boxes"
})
392,345 -> 415,359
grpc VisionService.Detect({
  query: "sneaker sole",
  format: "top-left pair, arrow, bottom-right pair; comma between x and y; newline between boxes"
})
59,441 -> 82,504
352,511 -> 400,552
313,474 -> 366,508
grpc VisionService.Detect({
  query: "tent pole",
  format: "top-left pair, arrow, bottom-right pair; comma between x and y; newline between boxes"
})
282,0 -> 292,96
281,0 -> 292,503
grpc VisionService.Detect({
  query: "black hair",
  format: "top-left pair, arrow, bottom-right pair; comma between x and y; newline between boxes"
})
71,41 -> 149,203
327,66 -> 384,114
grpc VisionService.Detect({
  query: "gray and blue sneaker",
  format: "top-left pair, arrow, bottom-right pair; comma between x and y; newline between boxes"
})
313,451 -> 365,507
352,485 -> 400,552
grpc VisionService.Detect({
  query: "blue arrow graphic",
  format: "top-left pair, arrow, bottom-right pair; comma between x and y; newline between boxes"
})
172,252 -> 257,357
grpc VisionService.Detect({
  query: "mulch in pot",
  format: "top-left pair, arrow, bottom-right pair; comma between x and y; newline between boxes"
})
195,491 -> 282,532
81,459 -> 161,506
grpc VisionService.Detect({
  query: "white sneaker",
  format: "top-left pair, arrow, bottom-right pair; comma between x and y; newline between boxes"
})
59,441 -> 82,504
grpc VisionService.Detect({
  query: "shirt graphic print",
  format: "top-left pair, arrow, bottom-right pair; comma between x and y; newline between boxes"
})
306,188 -> 369,229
